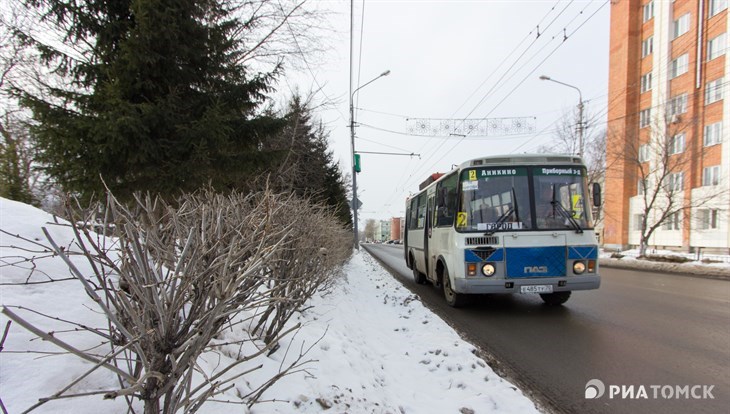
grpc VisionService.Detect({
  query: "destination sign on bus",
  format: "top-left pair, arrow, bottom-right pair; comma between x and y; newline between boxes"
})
477,222 -> 523,231
537,167 -> 584,176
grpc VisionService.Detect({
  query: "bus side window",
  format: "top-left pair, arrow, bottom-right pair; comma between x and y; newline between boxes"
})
409,197 -> 419,230
436,173 -> 458,227
416,193 -> 427,229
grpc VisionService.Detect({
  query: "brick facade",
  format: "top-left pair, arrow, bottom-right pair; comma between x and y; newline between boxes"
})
606,0 -> 730,253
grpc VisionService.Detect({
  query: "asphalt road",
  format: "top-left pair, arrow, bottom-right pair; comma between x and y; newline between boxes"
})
362,243 -> 730,414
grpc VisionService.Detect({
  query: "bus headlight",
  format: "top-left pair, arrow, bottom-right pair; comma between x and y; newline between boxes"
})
573,261 -> 586,274
482,263 -> 496,277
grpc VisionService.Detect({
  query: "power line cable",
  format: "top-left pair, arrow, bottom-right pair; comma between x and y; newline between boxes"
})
400,1 -> 601,193
400,1 -> 610,195
377,2 -> 606,213
407,1 -> 578,175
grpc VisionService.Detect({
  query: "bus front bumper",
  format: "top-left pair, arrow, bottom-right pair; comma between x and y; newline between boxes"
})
452,275 -> 600,294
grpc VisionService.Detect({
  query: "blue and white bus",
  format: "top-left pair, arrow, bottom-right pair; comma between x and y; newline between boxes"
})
404,154 -> 601,307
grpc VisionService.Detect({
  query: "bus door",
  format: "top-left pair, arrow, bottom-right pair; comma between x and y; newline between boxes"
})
425,193 -> 436,279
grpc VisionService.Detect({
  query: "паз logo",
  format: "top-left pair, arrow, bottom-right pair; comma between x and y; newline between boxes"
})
585,379 -> 605,399
524,266 -> 548,273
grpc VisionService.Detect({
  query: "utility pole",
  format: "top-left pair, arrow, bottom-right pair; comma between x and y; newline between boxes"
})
349,70 -> 390,250
539,75 -> 584,158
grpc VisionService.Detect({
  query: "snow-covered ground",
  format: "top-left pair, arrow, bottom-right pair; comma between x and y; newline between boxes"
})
599,248 -> 730,279
0,197 -> 539,414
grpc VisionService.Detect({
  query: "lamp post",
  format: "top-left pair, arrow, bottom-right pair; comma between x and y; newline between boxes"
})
539,75 -> 584,158
350,70 -> 390,249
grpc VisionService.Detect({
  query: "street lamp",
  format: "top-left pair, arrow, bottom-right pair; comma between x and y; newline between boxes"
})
539,75 -> 584,158
350,70 -> 390,249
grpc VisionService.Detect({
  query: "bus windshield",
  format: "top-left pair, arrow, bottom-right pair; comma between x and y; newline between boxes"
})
457,165 -> 594,233
458,167 -> 532,232
533,166 -> 593,230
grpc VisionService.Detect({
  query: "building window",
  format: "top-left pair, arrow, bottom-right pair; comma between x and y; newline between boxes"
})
642,36 -> 654,58
705,78 -> 724,104
667,93 -> 688,116
708,33 -> 727,61
710,0 -> 728,17
673,13 -> 691,39
697,209 -> 719,230
703,165 -> 721,186
667,172 -> 684,192
662,211 -> 682,230
637,178 -> 650,195
641,72 -> 653,93
670,54 -> 689,78
633,214 -> 645,231
704,122 -> 723,146
643,1 -> 654,22
639,144 -> 651,162
640,108 -> 652,128
669,133 -> 685,154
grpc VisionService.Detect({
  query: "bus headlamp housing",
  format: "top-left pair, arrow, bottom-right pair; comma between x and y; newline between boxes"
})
573,261 -> 586,274
482,263 -> 496,277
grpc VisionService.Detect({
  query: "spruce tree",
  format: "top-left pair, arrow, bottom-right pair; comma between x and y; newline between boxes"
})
17,0 -> 285,201
272,95 -> 352,226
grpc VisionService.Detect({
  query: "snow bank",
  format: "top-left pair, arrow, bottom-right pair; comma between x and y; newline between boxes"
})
0,197 -> 538,413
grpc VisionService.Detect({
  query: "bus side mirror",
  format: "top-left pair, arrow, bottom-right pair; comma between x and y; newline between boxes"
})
592,182 -> 601,207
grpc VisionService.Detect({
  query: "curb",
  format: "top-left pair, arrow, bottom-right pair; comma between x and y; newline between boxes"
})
600,257 -> 730,281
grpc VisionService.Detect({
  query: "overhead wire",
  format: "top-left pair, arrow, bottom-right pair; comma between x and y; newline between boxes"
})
362,0 -> 725,216
357,136 -> 418,153
378,1 -> 601,212
406,0 -> 575,177
279,0 -> 348,122
395,1 -> 610,199
449,0 -> 567,118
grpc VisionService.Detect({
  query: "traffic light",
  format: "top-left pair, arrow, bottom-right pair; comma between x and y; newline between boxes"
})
354,153 -> 361,173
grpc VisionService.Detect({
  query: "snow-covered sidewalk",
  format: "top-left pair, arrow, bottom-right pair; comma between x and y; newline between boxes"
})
0,197 -> 538,413
599,250 -> 730,280
248,251 -> 539,413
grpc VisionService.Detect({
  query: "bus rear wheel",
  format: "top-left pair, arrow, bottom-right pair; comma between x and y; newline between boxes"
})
413,266 -> 427,285
443,272 -> 468,308
540,291 -> 571,305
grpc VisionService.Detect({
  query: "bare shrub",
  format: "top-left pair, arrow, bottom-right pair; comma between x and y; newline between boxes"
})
248,191 -> 351,345
2,187 -> 351,413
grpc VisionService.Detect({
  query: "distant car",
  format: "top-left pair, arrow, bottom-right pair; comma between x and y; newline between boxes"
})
394,240 -> 402,245
385,240 -> 394,244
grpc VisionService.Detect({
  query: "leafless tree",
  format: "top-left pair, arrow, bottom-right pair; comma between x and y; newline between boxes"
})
0,8 -> 36,204
363,219 -> 378,241
607,113 -> 728,257
537,108 -> 607,225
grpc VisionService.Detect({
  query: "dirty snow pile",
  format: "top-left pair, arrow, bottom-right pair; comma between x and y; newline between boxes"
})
0,197 -> 538,413
599,248 -> 730,278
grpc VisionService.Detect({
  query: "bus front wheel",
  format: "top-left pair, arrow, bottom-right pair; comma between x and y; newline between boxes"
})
540,291 -> 571,305
443,273 -> 468,308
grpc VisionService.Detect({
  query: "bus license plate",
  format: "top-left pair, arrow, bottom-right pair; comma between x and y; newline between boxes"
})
520,285 -> 553,294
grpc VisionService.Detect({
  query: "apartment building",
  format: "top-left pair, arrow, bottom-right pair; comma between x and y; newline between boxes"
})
377,220 -> 391,242
605,0 -> 730,253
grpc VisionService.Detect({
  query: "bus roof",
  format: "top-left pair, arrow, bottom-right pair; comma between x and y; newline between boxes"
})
407,153 -> 585,202
457,153 -> 584,169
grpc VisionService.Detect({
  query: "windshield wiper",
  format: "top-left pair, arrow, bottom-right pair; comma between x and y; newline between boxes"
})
550,187 -> 583,233
485,187 -> 520,236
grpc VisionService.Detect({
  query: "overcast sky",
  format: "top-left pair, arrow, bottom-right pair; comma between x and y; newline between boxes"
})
285,0 -> 610,227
